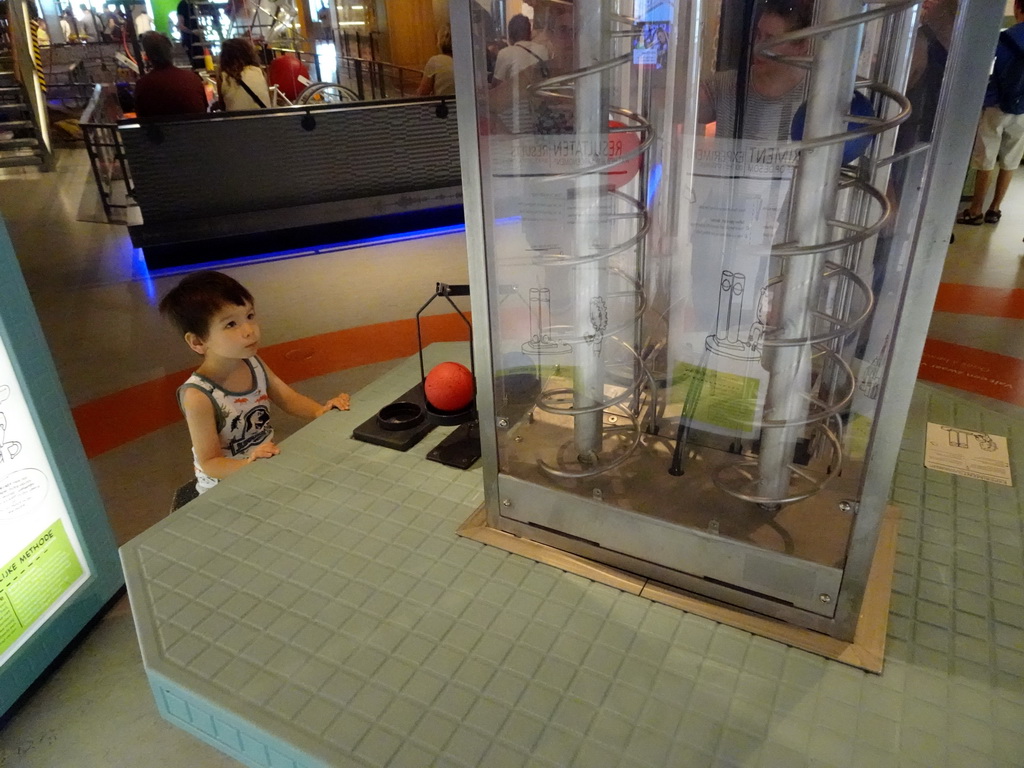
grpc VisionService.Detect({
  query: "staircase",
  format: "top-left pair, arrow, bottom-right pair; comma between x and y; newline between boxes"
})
0,12 -> 47,168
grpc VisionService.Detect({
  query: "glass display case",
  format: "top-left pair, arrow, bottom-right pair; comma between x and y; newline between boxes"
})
453,0 -> 998,639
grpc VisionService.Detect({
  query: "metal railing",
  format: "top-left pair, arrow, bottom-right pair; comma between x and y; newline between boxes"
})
263,38 -> 423,101
337,56 -> 422,100
79,83 -> 134,221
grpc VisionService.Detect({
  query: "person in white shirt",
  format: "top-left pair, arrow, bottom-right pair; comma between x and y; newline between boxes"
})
492,14 -> 550,85
490,14 -> 550,133
217,37 -> 272,110
133,9 -> 153,36
417,25 -> 455,96
59,10 -> 73,41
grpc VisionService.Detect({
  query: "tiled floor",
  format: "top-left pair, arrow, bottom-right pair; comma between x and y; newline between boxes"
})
0,146 -> 1022,766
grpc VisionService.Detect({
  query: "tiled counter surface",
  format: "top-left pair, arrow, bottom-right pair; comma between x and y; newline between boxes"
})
121,345 -> 1024,768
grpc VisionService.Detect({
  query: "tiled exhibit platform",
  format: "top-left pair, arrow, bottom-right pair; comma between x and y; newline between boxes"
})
121,345 -> 1024,768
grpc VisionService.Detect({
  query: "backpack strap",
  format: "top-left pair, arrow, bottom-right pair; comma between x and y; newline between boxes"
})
515,43 -> 550,76
515,43 -> 543,62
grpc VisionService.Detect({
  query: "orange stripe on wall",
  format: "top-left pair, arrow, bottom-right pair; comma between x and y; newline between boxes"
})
918,338 -> 1024,407
934,283 -> 1024,319
72,313 -> 471,458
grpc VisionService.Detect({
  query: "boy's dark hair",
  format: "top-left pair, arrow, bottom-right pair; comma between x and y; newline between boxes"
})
159,270 -> 254,339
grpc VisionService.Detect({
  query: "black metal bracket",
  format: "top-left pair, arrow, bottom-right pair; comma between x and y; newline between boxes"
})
415,283 -> 475,414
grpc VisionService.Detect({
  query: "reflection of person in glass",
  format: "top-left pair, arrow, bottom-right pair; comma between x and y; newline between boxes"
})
417,25 -> 455,97
698,0 -> 813,142
489,14 -> 551,134
528,0 -> 573,78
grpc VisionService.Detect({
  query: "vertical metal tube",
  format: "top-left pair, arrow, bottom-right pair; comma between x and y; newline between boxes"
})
451,0 -> 501,522
836,0 -> 1004,637
572,1 -> 610,462
633,69 -> 653,421
757,1 -> 863,502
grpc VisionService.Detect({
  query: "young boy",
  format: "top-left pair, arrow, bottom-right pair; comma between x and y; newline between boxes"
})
160,270 -> 350,493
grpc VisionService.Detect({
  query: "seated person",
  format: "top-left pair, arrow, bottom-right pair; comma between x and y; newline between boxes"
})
217,37 -> 272,110
133,32 -> 208,118
417,26 -> 455,96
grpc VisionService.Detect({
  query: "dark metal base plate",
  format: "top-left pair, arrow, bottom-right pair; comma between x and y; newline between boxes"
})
352,385 -> 436,451
427,421 -> 481,469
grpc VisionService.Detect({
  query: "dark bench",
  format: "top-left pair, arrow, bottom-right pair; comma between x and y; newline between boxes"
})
117,96 -> 461,268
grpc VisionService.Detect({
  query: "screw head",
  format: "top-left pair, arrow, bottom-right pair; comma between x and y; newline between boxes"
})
819,593 -> 832,603
497,418 -> 509,428
501,499 -> 511,507
839,501 -> 852,513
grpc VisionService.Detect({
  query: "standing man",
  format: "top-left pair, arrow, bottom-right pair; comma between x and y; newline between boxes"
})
957,0 -> 1024,225
75,3 -> 99,40
175,0 -> 203,69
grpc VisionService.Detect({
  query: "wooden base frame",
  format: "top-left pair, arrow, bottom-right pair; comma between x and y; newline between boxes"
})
457,505 -> 900,673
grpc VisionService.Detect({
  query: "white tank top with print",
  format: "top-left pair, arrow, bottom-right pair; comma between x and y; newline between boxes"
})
177,356 -> 274,492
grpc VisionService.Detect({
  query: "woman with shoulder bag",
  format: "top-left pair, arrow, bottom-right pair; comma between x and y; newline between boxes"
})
218,37 -> 272,111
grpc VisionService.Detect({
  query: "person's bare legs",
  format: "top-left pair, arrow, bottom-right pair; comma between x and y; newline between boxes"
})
965,167 -> 993,217
988,166 -> 1015,214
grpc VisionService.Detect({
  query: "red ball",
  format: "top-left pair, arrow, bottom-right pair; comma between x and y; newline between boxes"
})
424,362 -> 475,412
267,54 -> 310,101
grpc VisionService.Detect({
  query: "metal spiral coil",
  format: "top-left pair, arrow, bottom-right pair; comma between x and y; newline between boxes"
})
712,414 -> 846,506
771,172 -> 893,258
758,262 -> 875,348
712,0 -> 921,507
493,10 -> 656,481
534,339 -> 647,480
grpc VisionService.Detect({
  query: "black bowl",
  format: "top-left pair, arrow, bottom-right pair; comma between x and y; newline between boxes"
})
376,401 -> 426,431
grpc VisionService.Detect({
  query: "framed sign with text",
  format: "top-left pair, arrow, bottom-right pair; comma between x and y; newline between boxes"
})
0,216 -> 122,716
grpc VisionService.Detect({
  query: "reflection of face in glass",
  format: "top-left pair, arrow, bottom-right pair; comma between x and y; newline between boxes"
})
752,13 -> 804,69
750,11 -> 809,96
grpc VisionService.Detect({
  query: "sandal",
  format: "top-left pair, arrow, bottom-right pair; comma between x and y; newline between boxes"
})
984,209 -> 1002,224
956,210 -> 984,225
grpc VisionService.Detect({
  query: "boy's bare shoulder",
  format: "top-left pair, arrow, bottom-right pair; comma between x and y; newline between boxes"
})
180,385 -> 214,411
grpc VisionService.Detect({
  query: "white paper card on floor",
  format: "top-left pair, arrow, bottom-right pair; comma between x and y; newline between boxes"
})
924,422 -> 1013,486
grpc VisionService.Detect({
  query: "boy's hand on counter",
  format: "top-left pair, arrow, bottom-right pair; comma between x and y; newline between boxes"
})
318,393 -> 351,415
247,441 -> 280,463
